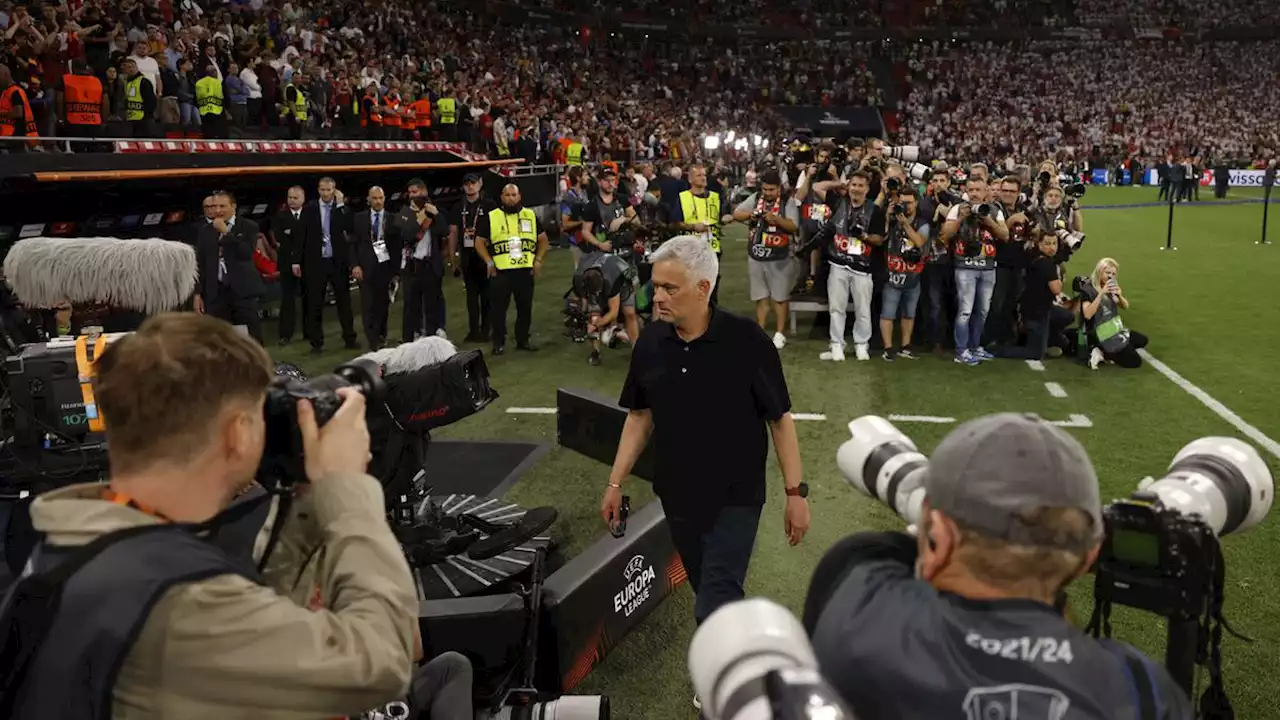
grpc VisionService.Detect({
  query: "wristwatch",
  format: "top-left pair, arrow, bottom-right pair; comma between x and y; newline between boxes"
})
785,483 -> 809,499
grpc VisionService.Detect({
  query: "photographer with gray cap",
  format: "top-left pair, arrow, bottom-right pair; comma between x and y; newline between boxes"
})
803,413 -> 1192,720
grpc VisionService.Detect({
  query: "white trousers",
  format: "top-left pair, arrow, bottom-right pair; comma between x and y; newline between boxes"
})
827,263 -> 874,349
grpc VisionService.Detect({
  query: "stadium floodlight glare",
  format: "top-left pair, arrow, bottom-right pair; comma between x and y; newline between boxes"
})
704,135 -> 720,151
725,131 -> 736,143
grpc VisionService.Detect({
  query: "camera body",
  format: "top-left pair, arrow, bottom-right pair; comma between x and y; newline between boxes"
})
1097,494 -> 1215,618
1071,275 -> 1092,295
563,294 -> 590,343
890,202 -> 909,217
885,177 -> 902,194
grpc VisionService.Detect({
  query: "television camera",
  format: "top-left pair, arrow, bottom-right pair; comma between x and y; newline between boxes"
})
835,415 -> 1273,704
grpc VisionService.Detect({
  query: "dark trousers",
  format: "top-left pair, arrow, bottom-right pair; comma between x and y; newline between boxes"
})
209,287 -> 263,343
490,268 -> 534,348
993,305 -> 1073,360
201,112 -> 227,139
1104,330 -> 1150,369
921,262 -> 955,348
1215,181 -> 1229,199
1158,180 -> 1170,201
461,247 -> 491,338
360,260 -> 396,349
666,504 -> 762,625
277,270 -> 308,342
305,257 -> 357,349
984,265 -> 1023,346
403,258 -> 443,342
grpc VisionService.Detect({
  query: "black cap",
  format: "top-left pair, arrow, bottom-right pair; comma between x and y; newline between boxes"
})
463,172 -> 484,183
599,166 -> 618,178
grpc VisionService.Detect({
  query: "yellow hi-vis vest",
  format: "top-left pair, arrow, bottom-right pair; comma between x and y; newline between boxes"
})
679,189 -> 722,254
437,97 -> 456,125
567,142 -> 584,166
124,76 -> 145,121
195,76 -> 223,116
285,83 -> 307,120
487,208 -> 537,270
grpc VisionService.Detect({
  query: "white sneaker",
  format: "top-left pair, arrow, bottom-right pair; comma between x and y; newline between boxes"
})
1089,347 -> 1104,370
693,694 -> 702,711
819,344 -> 846,362
855,344 -> 870,361
772,331 -> 786,350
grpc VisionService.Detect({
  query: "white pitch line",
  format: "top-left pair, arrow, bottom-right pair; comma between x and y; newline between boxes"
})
1049,414 -> 1093,429
1026,360 -> 1046,372
792,413 -> 827,421
888,414 -> 957,424
1139,349 -> 1280,460
1045,382 -> 1068,398
505,407 -> 558,414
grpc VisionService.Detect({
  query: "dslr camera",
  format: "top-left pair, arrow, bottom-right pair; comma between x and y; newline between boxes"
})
563,292 -> 591,343
259,359 -> 385,487
890,202 -> 909,217
1056,227 -> 1086,255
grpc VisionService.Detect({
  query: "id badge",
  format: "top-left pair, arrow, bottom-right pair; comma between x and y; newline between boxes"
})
519,218 -> 533,234
464,229 -> 475,248
508,237 -> 523,260
697,230 -> 713,243
373,239 -> 390,263
835,234 -> 864,256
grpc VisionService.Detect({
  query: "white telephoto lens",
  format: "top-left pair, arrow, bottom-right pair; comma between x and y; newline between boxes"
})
689,598 -> 817,720
1145,437 -> 1275,536
530,695 -> 607,720
888,145 -> 920,163
837,416 -> 928,525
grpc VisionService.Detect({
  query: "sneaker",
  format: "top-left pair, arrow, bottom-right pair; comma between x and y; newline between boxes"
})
693,695 -> 701,711
588,350 -> 601,366
1089,347 -> 1105,370
855,344 -> 870,361
897,347 -> 918,360
882,349 -> 895,362
772,331 -> 786,350
955,350 -> 980,366
819,344 -> 846,362
972,347 -> 995,361
1046,346 -> 1064,359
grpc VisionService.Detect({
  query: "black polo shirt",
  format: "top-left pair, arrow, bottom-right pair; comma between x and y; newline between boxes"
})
618,307 -> 791,521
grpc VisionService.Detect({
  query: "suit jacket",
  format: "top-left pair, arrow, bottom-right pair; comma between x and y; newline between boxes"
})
271,207 -> 308,271
350,208 -> 405,275
396,202 -> 448,276
299,200 -> 353,271
196,217 -> 265,301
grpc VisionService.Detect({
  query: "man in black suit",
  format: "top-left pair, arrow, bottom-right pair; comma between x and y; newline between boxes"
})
194,191 -> 265,343
270,185 -> 310,345
397,177 -> 450,343
351,186 -> 403,350
300,176 -> 359,354
449,172 -> 497,342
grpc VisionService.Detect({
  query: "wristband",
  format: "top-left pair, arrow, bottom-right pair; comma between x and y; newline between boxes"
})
608,482 -> 622,489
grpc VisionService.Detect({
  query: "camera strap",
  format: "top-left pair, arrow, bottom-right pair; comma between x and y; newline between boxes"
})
1198,537 -> 1239,720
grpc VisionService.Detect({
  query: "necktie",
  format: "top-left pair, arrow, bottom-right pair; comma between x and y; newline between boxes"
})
373,212 -> 381,244
321,203 -> 332,257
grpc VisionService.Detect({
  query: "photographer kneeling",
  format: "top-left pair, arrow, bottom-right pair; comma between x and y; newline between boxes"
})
573,251 -> 639,366
804,414 -> 1191,719
993,230 -> 1074,360
1078,257 -> 1148,370
7,313 -> 427,718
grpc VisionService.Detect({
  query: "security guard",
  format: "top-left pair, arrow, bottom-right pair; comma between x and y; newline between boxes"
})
436,90 -> 457,141
383,85 -> 403,139
566,134 -> 586,166
0,63 -> 38,150
474,183 -> 548,355
58,59 -> 105,146
121,58 -> 155,138
195,65 -> 227,139
282,72 -> 308,140
361,83 -> 381,140
675,162 -> 726,304
410,94 -> 433,141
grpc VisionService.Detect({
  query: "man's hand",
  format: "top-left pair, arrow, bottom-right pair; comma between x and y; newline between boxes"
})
720,214 -> 734,224
352,266 -> 364,282
297,387 -> 371,482
533,259 -> 543,278
600,485 -> 623,533
763,212 -> 784,226
608,216 -> 628,232
212,217 -> 229,234
193,295 -> 204,314
598,241 -> 613,252
957,204 -> 972,219
692,222 -> 709,233
486,263 -> 497,278
784,495 -> 810,546
333,189 -> 345,206
292,264 -> 302,278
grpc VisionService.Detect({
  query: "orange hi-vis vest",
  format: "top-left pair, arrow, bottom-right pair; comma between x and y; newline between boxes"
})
383,94 -> 402,128
62,74 -> 103,125
412,99 -> 433,128
0,84 -> 38,139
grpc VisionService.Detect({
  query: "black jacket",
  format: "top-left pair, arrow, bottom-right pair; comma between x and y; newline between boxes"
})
271,206 -> 307,271
196,217 -> 265,301
299,200 -> 353,270
396,202 -> 448,276
350,208 -> 405,275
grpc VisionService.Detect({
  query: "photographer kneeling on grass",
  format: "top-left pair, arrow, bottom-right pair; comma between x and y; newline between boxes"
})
573,251 -> 640,366
994,229 -> 1075,361
804,414 -> 1192,719
1078,257 -> 1148,370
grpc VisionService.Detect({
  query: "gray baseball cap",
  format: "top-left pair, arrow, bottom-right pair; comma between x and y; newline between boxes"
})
924,413 -> 1103,550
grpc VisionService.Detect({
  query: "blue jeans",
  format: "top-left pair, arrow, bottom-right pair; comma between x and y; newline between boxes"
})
954,268 -> 995,352
666,504 -> 762,625
881,283 -> 922,320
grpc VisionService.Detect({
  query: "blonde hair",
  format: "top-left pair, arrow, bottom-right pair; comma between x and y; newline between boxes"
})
1090,257 -> 1119,288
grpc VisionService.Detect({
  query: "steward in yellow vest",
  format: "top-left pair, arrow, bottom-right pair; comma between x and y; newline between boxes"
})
474,184 -> 549,354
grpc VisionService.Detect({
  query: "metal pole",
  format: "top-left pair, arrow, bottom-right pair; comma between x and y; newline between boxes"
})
1263,184 -> 1273,245
1163,188 -> 1177,251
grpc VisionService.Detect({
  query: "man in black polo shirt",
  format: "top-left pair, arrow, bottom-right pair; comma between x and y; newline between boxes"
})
600,236 -> 810,709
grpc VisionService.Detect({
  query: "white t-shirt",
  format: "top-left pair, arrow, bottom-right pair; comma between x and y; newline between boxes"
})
946,204 -> 1006,224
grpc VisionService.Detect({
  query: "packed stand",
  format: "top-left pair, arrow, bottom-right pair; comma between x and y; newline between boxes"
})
895,39 -> 1280,164
1074,0 -> 1280,28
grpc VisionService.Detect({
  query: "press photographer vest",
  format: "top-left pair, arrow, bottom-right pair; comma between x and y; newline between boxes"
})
956,216 -> 996,271
487,207 -> 538,270
0,492 -> 274,720
747,196 -> 793,262
827,199 -> 874,273
1090,292 -> 1130,354
885,221 -> 925,290
679,190 -> 721,254
592,194 -> 625,245
1033,206 -> 1070,234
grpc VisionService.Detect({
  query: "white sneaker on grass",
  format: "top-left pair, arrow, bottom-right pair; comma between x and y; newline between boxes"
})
820,344 -> 845,362
772,331 -> 786,350
854,344 -> 870,361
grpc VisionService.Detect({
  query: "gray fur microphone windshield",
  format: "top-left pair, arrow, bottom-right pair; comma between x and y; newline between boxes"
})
2,237 -> 198,314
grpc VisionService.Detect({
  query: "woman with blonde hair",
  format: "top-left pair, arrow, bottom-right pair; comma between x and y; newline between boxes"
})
1079,256 -> 1148,369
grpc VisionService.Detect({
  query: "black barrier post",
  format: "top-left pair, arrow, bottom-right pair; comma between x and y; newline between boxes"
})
1261,184 -> 1273,246
1163,188 -> 1177,252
